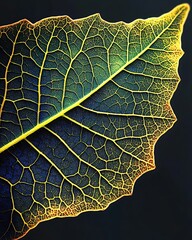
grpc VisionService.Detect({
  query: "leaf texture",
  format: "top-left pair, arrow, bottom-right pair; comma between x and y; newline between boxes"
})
0,4 -> 189,240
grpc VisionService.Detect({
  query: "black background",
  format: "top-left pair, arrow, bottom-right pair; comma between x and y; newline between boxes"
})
1,0 -> 191,239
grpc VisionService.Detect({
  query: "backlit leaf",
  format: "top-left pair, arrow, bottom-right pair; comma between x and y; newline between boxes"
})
0,4 -> 189,240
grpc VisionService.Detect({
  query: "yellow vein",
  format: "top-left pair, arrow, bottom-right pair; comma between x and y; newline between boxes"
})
25,138 -> 102,206
36,25 -> 56,124
123,68 -> 178,80
44,126 -> 115,189
0,24 -> 23,119
61,16 -> 98,108
63,114 -> 155,168
111,78 -> 164,95
79,105 -> 176,120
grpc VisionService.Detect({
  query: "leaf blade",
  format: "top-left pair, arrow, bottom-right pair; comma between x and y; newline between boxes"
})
0,4 -> 189,240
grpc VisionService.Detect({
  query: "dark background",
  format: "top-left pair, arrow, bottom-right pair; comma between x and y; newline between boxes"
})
1,0 -> 191,239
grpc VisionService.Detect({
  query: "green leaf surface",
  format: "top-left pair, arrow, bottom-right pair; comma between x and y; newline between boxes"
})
0,4 -> 189,240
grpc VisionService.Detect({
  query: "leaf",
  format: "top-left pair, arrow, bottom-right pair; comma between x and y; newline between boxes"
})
0,4 -> 189,240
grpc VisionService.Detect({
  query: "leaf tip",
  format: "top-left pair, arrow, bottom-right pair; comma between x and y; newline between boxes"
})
174,3 -> 190,17
181,3 -> 190,11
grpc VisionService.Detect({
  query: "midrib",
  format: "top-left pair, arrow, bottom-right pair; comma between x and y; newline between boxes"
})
0,6 -> 184,153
